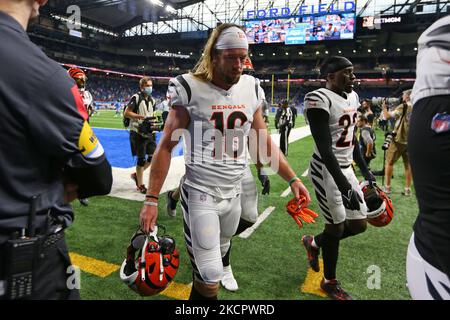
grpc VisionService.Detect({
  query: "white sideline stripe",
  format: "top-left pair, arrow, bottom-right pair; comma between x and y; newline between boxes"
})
281,187 -> 291,198
239,206 -> 276,239
301,168 -> 309,177
108,126 -> 311,201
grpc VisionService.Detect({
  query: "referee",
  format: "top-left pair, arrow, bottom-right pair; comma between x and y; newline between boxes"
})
0,0 -> 112,300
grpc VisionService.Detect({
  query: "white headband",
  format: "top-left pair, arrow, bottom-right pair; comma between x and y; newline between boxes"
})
215,26 -> 249,50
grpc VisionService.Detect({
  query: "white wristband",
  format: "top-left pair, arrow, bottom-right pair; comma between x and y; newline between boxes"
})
144,201 -> 158,207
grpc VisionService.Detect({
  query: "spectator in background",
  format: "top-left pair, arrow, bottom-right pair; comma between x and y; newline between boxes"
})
382,89 -> 413,196
358,99 -> 374,119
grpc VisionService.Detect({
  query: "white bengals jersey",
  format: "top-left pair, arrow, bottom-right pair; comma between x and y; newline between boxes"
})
304,88 -> 360,166
167,73 -> 264,198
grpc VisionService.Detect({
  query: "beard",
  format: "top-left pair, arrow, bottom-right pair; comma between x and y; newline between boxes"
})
223,73 -> 241,86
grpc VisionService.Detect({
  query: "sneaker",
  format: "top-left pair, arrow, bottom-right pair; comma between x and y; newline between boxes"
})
382,185 -> 391,195
221,265 -> 238,292
131,173 -> 139,188
402,188 -> 411,196
138,185 -> 147,194
302,235 -> 320,272
79,198 -> 89,206
320,279 -> 353,300
166,190 -> 178,218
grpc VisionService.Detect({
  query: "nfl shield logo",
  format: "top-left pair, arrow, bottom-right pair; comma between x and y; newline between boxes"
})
200,193 -> 207,202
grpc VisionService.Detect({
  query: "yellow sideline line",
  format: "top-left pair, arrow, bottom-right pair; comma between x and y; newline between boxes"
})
69,252 -> 120,278
69,252 -> 191,300
300,259 -> 327,298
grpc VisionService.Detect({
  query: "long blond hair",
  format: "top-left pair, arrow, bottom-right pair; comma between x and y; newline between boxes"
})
191,23 -> 244,82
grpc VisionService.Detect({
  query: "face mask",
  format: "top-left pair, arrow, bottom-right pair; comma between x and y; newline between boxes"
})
144,86 -> 153,95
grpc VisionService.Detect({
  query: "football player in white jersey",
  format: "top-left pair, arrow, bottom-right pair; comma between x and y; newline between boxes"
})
68,67 -> 94,206
301,56 -> 374,300
139,23 -> 310,300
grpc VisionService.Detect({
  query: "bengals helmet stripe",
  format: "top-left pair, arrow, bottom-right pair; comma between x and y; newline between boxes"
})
68,67 -> 87,80
119,226 -> 179,296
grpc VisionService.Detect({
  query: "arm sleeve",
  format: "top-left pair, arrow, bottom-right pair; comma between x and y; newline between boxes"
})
27,67 -> 112,196
306,108 -> 351,193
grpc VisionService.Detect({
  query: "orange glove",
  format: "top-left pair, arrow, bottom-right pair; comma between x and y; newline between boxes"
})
286,195 -> 319,228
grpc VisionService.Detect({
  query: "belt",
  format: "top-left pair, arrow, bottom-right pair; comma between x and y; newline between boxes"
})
312,153 -> 352,169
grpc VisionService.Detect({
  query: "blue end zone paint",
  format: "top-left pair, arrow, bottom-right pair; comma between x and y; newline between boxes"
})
93,128 -> 184,168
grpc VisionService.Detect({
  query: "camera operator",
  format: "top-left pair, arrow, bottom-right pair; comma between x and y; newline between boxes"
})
124,77 -> 157,194
381,89 -> 413,196
0,0 -> 112,299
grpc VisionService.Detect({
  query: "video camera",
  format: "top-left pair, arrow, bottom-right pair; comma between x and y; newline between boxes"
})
382,131 -> 396,150
371,97 -> 399,107
138,116 -> 163,136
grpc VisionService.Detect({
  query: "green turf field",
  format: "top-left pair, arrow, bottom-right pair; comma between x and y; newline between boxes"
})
68,113 -> 417,300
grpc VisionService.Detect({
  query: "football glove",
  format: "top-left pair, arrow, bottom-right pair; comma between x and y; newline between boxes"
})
363,170 -> 376,183
257,170 -> 270,195
286,195 -> 319,228
341,188 -> 363,211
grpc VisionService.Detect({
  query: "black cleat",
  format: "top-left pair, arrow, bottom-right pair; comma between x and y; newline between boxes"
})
138,185 -> 147,194
131,173 -> 139,188
320,279 -> 354,300
302,235 -> 320,272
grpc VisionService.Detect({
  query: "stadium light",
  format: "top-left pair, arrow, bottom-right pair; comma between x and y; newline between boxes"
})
285,52 -> 289,55
150,0 -> 164,7
166,5 -> 177,13
367,49 -> 371,53
338,50 -> 342,54
315,51 -> 320,55
414,47 -> 417,51
397,48 -> 401,51
353,49 -> 356,53
272,53 -> 276,56
299,52 -> 303,55
325,50 -> 329,54
383,48 -> 387,52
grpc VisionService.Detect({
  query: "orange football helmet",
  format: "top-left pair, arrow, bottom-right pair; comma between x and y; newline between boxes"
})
68,67 -> 86,80
359,181 -> 394,227
119,226 -> 179,296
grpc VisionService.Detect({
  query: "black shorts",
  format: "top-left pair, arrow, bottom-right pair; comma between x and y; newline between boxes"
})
130,131 -> 156,159
409,94 -> 450,277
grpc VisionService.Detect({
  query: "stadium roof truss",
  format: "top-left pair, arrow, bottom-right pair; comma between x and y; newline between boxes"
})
48,0 -> 449,36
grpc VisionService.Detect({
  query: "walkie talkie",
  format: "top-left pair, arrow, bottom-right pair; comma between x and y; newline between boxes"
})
5,196 -> 41,300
